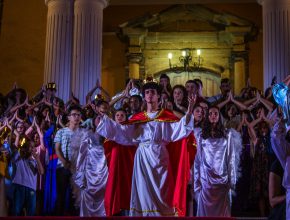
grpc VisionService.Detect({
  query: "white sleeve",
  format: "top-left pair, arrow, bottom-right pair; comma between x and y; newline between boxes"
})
227,129 -> 243,190
271,121 -> 290,169
163,114 -> 194,142
96,115 -> 136,146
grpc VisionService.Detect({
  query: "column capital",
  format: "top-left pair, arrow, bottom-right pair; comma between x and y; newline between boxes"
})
74,0 -> 109,9
257,0 -> 290,7
127,53 -> 143,64
45,0 -> 72,6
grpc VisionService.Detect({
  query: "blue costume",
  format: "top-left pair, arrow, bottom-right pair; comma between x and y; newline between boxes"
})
272,82 -> 290,128
43,125 -> 58,215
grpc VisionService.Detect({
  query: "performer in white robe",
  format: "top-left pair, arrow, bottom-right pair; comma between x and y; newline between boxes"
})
95,82 -> 196,216
70,129 -> 108,217
271,75 -> 290,219
194,106 -> 242,217
271,120 -> 290,220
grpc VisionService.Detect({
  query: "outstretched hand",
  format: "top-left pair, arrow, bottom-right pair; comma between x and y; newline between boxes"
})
187,94 -> 196,116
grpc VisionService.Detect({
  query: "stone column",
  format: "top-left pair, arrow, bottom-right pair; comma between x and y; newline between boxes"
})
234,59 -> 246,95
44,0 -> 73,102
259,0 -> 290,89
72,0 -> 108,104
128,53 -> 142,79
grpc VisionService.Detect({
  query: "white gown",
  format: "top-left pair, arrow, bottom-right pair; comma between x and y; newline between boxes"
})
70,129 -> 108,217
271,121 -> 290,220
96,112 -> 193,216
193,128 -> 242,217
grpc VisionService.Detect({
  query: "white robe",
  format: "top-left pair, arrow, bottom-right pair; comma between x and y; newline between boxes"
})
193,128 -> 242,217
96,112 -> 193,216
271,121 -> 290,220
70,130 -> 108,217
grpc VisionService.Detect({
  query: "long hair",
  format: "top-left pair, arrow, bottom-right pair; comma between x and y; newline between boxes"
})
171,85 -> 188,107
201,106 -> 226,140
159,74 -> 172,93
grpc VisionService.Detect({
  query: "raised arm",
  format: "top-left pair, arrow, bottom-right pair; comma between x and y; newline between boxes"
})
230,92 -> 247,111
15,110 -> 24,123
109,90 -> 127,107
237,112 -> 247,132
247,119 -> 258,147
95,114 -> 135,146
271,120 -> 290,169
25,117 -> 36,136
99,86 -> 111,102
217,93 -> 230,109
9,95 -> 28,113
165,95 -> 195,142
109,80 -> 131,108
35,120 -> 44,147
86,79 -> 101,104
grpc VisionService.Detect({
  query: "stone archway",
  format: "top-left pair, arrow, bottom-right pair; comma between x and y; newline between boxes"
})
117,4 -> 258,95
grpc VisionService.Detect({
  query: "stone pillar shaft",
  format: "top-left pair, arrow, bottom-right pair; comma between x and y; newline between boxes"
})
234,59 -> 245,95
72,0 -> 108,104
44,0 -> 73,102
129,63 -> 140,79
261,0 -> 290,89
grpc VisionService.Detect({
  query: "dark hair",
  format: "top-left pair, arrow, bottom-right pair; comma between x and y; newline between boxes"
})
40,104 -> 51,113
193,104 -> 204,128
67,105 -> 82,114
193,79 -> 203,88
159,74 -> 172,94
221,78 -> 230,85
130,95 -> 143,103
225,102 -> 239,119
256,121 -> 270,137
186,80 -> 197,85
142,82 -> 161,97
253,104 -> 267,119
201,106 -> 226,140
160,74 -> 170,81
241,109 -> 253,122
13,88 -> 27,103
193,103 -> 203,111
96,100 -> 109,107
171,85 -> 188,106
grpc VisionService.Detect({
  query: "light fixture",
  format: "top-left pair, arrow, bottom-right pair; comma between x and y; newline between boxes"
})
168,48 -> 203,73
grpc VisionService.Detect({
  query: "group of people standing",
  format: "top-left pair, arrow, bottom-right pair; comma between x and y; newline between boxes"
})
0,74 -> 289,219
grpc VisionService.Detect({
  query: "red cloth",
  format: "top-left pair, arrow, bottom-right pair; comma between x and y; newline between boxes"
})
167,132 -> 196,216
104,109 -> 196,216
104,141 -> 136,216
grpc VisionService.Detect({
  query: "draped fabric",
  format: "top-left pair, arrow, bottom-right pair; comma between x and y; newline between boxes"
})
271,121 -> 290,220
194,129 -> 242,217
96,109 -> 196,216
70,130 -> 108,217
43,125 -> 58,215
104,140 -> 136,216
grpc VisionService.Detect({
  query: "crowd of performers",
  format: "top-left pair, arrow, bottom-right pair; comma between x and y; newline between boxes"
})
0,74 -> 289,218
